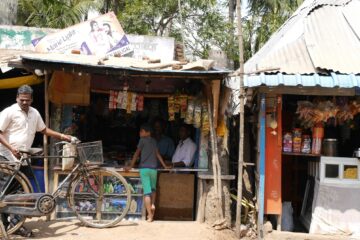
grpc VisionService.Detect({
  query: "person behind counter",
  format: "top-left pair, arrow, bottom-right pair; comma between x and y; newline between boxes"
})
153,118 -> 175,161
172,124 -> 197,167
125,123 -> 171,222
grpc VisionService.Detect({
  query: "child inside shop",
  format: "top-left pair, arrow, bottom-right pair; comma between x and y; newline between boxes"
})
125,123 -> 171,222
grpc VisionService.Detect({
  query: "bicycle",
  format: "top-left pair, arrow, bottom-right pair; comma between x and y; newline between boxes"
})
0,140 -> 132,238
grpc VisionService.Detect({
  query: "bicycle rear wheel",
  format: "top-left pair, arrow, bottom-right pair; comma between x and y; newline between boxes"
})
69,168 -> 131,228
0,165 -> 32,237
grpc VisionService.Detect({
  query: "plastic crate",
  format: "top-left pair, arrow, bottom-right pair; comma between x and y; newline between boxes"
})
76,141 -> 104,164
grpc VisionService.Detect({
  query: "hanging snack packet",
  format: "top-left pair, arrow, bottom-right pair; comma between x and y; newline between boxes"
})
120,91 -> 128,110
126,92 -> 133,114
109,90 -> 118,110
174,94 -> 180,113
131,93 -> 137,112
180,95 -> 188,119
194,100 -> 202,128
137,95 -> 144,111
168,96 -> 175,121
185,97 -> 195,124
201,101 -> 210,133
116,91 -> 123,109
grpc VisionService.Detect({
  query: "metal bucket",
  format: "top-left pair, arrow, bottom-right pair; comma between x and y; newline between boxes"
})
322,138 -> 338,156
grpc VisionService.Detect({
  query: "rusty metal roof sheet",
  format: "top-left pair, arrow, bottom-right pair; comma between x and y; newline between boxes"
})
0,48 -> 34,72
244,0 -> 360,75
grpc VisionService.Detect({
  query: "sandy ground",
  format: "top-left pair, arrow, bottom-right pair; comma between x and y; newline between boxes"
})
265,231 -> 360,240
7,217 -> 237,240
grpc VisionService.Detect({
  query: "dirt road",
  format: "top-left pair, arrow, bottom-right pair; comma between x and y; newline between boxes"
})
9,217 -> 237,240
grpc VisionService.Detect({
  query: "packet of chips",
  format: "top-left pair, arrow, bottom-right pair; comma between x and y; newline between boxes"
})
126,92 -> 133,114
201,101 -> 210,134
193,100 -> 202,128
184,97 -> 195,124
180,95 -> 188,119
168,96 -> 175,121
120,91 -> 128,110
131,93 -> 137,112
174,94 -> 180,113
137,95 -> 144,111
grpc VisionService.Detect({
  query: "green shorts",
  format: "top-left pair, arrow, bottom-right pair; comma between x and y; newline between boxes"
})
139,168 -> 158,195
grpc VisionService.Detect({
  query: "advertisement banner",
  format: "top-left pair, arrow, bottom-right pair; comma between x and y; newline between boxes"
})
32,12 -> 132,56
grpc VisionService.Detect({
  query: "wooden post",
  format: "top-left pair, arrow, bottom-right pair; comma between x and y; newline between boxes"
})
44,71 -> 49,195
257,94 -> 266,239
207,96 -> 224,220
235,0 -> 246,238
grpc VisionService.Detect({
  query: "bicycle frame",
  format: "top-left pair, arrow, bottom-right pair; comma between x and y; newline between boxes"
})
0,156 -> 32,200
0,151 -> 100,217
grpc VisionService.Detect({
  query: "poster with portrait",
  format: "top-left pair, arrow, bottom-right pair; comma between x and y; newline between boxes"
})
32,12 -> 132,57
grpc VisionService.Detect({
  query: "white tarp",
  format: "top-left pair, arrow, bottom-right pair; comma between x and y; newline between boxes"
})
310,179 -> 360,237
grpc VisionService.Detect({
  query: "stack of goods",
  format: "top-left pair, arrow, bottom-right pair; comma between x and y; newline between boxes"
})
311,124 -> 323,155
167,94 -> 210,132
108,90 -> 144,112
183,98 -> 210,133
292,128 -> 302,153
168,94 -> 189,121
283,127 -> 319,154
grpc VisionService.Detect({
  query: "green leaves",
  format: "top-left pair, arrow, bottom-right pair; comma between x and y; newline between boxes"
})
18,0 -> 100,28
244,0 -> 303,57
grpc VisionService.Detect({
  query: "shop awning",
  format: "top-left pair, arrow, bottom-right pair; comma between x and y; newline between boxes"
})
0,75 -> 43,89
228,73 -> 360,89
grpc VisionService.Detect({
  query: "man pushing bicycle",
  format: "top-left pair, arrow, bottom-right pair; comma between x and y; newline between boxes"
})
0,85 -> 74,236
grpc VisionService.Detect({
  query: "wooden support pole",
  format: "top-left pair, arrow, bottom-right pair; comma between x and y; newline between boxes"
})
235,0 -> 246,238
44,71 -> 49,195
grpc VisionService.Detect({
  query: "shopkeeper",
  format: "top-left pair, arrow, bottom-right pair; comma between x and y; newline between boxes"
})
172,124 -> 197,167
153,118 -> 175,161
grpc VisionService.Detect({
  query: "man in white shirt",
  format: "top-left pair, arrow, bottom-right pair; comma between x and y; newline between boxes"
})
172,125 -> 197,167
0,85 -> 73,237
0,85 -> 72,162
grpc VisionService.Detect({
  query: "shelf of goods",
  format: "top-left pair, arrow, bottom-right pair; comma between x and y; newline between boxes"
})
53,170 -> 144,221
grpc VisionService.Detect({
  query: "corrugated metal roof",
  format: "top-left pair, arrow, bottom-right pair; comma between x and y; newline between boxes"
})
244,0 -> 360,75
241,73 -> 360,88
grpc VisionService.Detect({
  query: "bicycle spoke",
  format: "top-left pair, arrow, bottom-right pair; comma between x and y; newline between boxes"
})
69,169 -> 131,228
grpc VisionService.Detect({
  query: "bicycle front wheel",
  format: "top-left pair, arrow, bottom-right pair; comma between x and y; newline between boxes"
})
68,168 -> 131,228
0,165 -> 32,237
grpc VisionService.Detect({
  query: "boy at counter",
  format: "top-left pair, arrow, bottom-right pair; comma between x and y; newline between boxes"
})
125,123 -> 170,222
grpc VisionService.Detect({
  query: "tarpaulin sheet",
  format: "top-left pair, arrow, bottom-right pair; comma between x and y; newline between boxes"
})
49,71 -> 90,106
310,179 -> 360,237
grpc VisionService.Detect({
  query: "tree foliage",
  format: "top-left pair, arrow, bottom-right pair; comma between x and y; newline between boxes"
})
243,0 -> 303,58
99,0 -> 232,59
16,0 -> 303,66
17,0 -> 100,28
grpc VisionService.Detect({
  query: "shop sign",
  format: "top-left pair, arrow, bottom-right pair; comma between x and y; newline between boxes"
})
32,12 -> 132,57
127,35 -> 175,62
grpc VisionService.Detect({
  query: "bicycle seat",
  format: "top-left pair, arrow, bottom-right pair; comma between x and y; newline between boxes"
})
19,148 -> 43,155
